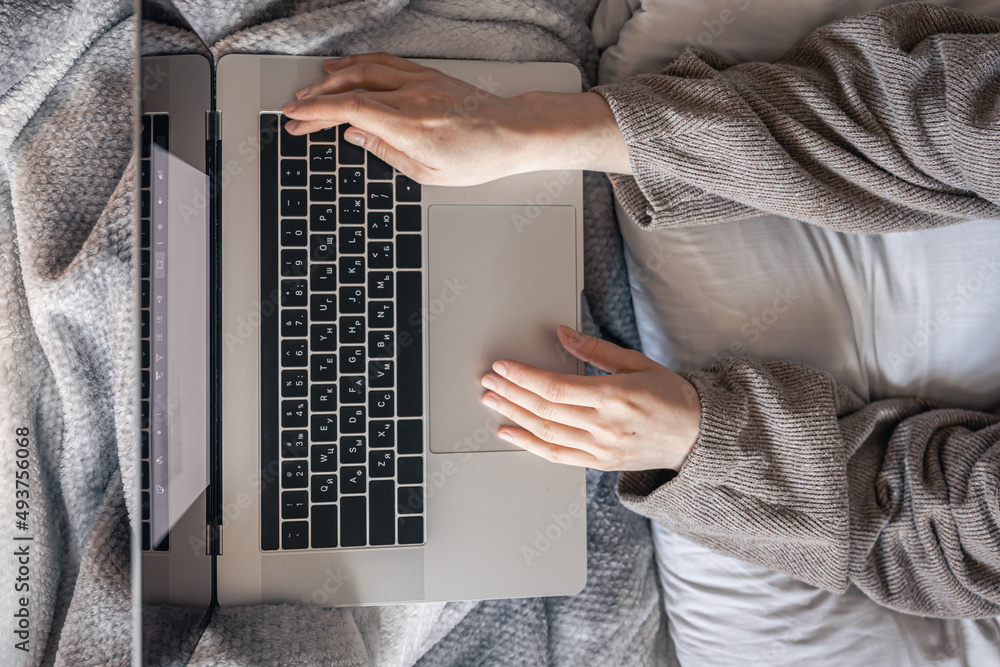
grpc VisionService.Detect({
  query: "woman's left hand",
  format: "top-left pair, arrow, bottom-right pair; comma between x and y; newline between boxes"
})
480,325 -> 702,472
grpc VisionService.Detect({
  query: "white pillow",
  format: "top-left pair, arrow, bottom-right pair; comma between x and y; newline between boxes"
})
596,0 -> 1000,663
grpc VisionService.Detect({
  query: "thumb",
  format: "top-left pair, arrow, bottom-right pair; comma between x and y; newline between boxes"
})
343,128 -> 429,183
557,325 -> 647,374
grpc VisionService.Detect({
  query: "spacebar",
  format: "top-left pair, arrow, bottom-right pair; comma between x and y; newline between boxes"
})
396,271 -> 422,417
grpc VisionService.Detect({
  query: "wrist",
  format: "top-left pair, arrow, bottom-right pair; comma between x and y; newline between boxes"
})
511,90 -> 632,175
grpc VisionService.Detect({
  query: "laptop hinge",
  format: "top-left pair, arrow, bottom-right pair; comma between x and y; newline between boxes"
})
206,108 -> 223,557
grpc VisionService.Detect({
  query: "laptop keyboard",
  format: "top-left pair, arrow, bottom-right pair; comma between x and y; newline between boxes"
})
140,112 -> 169,552
259,114 -> 426,551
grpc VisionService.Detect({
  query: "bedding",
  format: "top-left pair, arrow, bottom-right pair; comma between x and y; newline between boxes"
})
595,0 -> 1000,663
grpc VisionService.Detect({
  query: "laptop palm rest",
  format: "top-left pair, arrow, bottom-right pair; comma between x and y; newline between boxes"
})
426,204 -> 579,454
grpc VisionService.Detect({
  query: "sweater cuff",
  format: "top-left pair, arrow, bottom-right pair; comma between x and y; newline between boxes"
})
617,367 -> 761,512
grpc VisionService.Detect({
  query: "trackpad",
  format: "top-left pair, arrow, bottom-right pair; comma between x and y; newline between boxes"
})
426,205 -> 580,454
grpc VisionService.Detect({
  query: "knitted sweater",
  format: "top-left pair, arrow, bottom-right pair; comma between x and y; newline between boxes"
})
591,2 -> 1000,619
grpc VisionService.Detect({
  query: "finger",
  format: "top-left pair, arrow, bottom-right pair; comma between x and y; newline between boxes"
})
482,390 -> 596,453
556,325 -> 648,374
296,63 -> 414,100
281,92 -> 396,135
481,372 -> 598,431
322,51 -> 424,74
491,359 -> 604,408
339,128 -> 432,183
496,426 -> 600,468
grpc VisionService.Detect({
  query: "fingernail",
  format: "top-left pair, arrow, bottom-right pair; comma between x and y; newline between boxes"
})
481,375 -> 496,390
498,430 -> 514,442
562,325 -> 580,340
281,101 -> 296,111
493,361 -> 508,377
295,87 -> 308,99
343,129 -> 365,147
482,393 -> 498,409
286,120 -> 299,131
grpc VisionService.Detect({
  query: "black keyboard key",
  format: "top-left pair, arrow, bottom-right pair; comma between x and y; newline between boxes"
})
310,126 -> 339,142
281,369 -> 308,397
340,376 -> 365,403
397,234 -> 421,268
396,204 -> 421,232
311,503 -> 338,548
310,263 -> 337,291
281,159 -> 307,186
369,359 -> 393,388
281,400 -> 308,428
142,522 -> 150,550
369,301 -> 393,329
310,173 -> 338,201
396,174 -> 421,202
312,474 -> 338,503
341,496 -> 367,547
260,114 -> 281,552
310,294 -> 337,321
397,419 -> 423,455
367,212 -> 393,239
340,436 -> 366,464
141,249 -> 150,279
398,516 -> 424,545
310,234 -> 336,263
281,189 -> 308,216
142,460 -> 149,490
369,390 -> 394,418
281,218 -> 307,246
369,330 -> 394,357
282,520 -> 309,549
141,115 -> 151,158
339,125 -> 365,165
141,280 -> 149,308
341,405 -> 365,433
367,182 -> 393,210
153,114 -> 169,151
340,197 -> 365,224
398,486 -> 423,514
398,456 -> 423,484
312,444 -> 338,472
311,204 -> 336,232
339,167 -> 365,194
368,242 -> 393,269
282,491 -> 308,519
370,420 -> 394,449
141,218 -> 150,248
368,152 -> 393,180
281,280 -> 307,307
281,430 -> 308,458
281,339 -> 308,368
282,310 -> 307,338
141,491 -> 150,520
340,347 -> 366,375
280,115 -> 307,156
141,158 -> 151,187
141,190 -> 150,218
340,256 -> 365,284
141,371 -> 150,401
340,226 -> 365,254
311,383 -> 337,411
370,450 -> 395,478
282,459 -> 308,488
369,480 -> 395,545
368,271 -> 393,300
339,286 -> 365,314
311,354 -> 337,382
281,249 -> 308,277
311,413 -> 337,442
311,324 -> 337,351
310,143 -> 337,172
142,339 -> 149,369
339,316 -> 365,344
141,308 -> 150,339
340,466 -> 367,495
397,272 -> 423,416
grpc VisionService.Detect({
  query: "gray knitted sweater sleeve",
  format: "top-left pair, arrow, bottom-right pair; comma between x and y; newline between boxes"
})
590,3 -> 1000,618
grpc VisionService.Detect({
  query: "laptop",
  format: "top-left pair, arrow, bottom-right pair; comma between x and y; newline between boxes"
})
139,32 -> 587,613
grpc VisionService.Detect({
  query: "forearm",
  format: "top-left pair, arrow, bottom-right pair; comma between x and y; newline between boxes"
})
589,3 -> 1000,232
618,357 -> 1000,618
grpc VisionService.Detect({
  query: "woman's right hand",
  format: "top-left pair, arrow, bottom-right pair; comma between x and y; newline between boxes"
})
281,52 -> 631,186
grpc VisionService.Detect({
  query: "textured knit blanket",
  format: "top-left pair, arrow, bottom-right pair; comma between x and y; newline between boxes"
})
0,0 -> 666,665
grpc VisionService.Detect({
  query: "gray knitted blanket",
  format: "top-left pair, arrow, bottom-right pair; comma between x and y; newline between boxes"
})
1,0 -> 664,664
